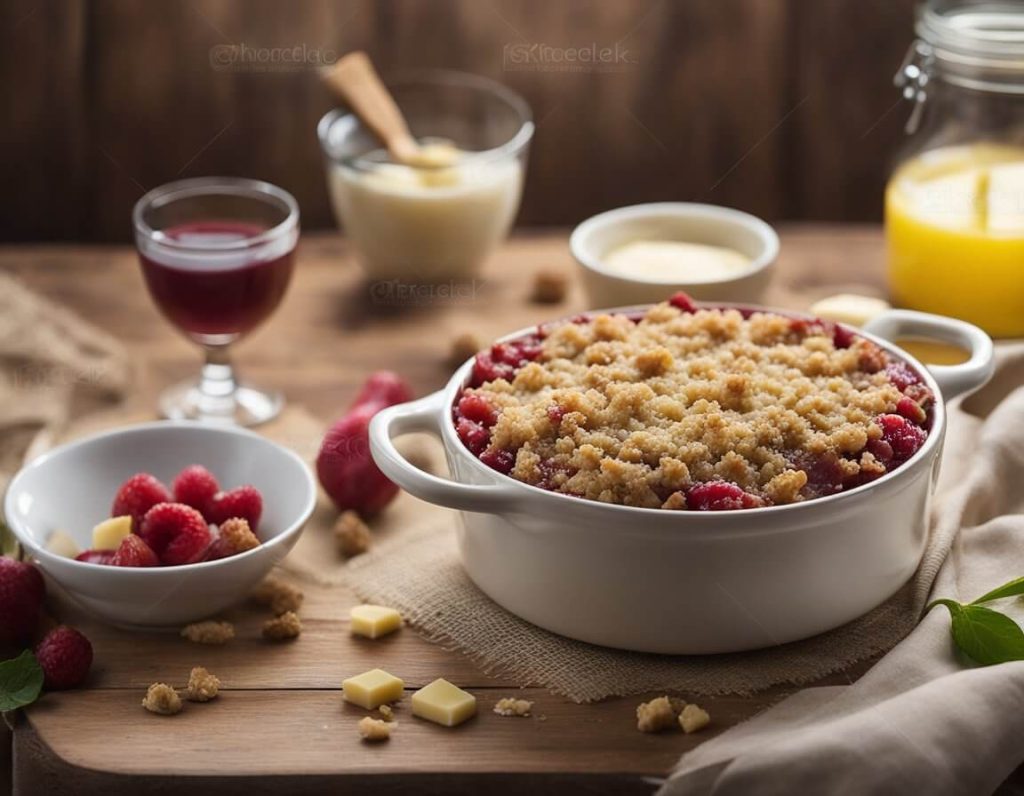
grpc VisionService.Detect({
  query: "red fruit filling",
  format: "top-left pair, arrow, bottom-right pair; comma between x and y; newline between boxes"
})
669,292 -> 698,313
877,413 -> 927,462
686,481 -> 763,511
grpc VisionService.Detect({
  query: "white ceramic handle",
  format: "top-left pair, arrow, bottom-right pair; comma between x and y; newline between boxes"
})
369,390 -> 520,513
863,309 -> 994,401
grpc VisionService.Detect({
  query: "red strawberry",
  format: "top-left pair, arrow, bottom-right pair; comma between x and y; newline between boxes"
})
35,626 -> 93,690
317,404 -> 398,515
110,535 -> 159,568
172,465 -> 220,517
0,557 -> 45,646
205,517 -> 261,561
139,503 -> 212,566
111,473 -> 171,530
352,370 -> 413,410
208,485 -> 262,530
75,550 -> 115,565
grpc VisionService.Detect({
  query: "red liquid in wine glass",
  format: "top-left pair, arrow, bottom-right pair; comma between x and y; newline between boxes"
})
139,221 -> 295,339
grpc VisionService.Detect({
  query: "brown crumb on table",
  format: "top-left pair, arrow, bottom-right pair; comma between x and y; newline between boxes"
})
186,666 -> 221,702
334,510 -> 372,558
493,697 -> 533,717
180,620 -> 235,645
679,703 -> 711,734
217,518 -> 260,555
450,332 -> 483,367
142,683 -> 182,715
636,696 -> 679,733
358,716 -> 393,742
262,610 -> 302,641
530,269 -> 569,304
249,576 -> 304,616
379,704 -> 394,720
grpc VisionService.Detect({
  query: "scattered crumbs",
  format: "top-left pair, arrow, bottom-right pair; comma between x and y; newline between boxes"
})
334,510 -> 372,558
450,332 -> 483,367
186,666 -> 221,702
358,716 -> 393,742
142,683 -> 182,715
217,518 -> 260,555
636,696 -> 678,733
379,704 -> 394,720
250,575 -> 304,616
530,268 -> 569,304
679,703 -> 711,734
180,620 -> 235,645
262,610 -> 302,641
493,697 -> 533,717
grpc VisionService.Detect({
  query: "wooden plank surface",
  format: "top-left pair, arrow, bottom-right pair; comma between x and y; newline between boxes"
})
1,227 -> 891,792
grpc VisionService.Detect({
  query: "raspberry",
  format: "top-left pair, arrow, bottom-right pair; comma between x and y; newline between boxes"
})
111,473 -> 171,530
35,626 -> 93,690
0,557 -> 45,646
470,351 -> 515,386
686,481 -> 763,511
669,292 -> 698,313
791,452 -> 846,499
139,503 -> 212,566
208,485 -> 263,530
456,394 -> 498,426
172,465 -> 220,518
865,438 -> 895,464
877,414 -> 926,462
885,361 -> 921,392
75,550 -> 115,565
110,535 -> 159,567
832,323 -> 856,350
480,448 -> 516,474
455,417 -> 490,455
896,396 -> 927,425
205,517 -> 260,561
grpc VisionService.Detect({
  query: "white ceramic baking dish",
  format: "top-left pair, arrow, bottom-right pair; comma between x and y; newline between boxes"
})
369,304 -> 993,654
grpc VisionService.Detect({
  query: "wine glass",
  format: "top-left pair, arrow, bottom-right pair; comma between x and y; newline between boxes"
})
132,177 -> 299,426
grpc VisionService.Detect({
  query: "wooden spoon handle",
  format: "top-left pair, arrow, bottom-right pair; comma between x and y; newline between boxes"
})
322,51 -> 419,164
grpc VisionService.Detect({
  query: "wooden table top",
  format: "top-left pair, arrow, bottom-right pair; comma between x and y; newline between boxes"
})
0,226 -> 948,795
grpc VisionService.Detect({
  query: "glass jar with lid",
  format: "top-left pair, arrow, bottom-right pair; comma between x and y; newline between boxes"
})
886,0 -> 1024,337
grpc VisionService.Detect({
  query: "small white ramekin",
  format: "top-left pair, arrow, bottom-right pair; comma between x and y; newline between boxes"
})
570,202 -> 780,309
370,303 -> 993,655
4,422 -> 316,628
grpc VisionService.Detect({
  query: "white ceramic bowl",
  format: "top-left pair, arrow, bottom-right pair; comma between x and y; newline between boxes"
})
570,202 -> 779,309
370,304 -> 993,654
4,422 -> 316,628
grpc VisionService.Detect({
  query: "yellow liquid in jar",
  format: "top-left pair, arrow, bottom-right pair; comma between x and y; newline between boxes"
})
885,143 -> 1024,337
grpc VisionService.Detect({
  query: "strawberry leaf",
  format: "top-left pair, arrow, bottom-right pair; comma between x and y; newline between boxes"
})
970,575 -> 1024,606
928,599 -> 1024,665
0,650 -> 43,712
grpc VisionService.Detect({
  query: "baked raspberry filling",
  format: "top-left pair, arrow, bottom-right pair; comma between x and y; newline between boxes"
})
452,293 -> 933,511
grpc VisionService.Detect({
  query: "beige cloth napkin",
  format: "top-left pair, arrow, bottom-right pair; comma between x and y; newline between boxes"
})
0,273 -> 130,493
659,344 -> 1024,795
332,350 -> 1013,702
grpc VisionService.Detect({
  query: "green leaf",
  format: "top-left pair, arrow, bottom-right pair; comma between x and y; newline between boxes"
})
0,520 -> 19,559
0,650 -> 43,712
970,575 -> 1024,606
929,599 -> 1024,665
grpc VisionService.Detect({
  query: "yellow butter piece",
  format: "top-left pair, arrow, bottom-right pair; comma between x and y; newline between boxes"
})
46,529 -> 81,559
350,605 -> 403,639
342,668 -> 404,710
92,516 -> 133,551
411,678 -> 477,727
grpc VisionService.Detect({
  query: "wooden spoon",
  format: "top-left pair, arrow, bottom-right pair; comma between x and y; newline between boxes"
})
322,51 -> 423,166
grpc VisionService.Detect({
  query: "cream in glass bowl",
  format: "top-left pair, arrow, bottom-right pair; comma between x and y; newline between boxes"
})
318,71 -> 534,282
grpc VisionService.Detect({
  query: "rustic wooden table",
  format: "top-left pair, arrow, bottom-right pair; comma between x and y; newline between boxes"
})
1,227 -> 1011,795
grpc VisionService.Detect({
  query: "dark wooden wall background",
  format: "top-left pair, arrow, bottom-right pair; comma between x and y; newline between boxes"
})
2,0 -> 917,242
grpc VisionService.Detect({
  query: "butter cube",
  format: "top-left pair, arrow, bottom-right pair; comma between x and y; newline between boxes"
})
411,678 -> 476,727
342,668 -> 404,709
46,529 -> 81,559
350,605 -> 403,639
92,516 -> 133,550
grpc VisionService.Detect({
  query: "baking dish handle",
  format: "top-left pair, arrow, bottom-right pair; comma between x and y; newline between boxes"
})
369,390 -> 520,513
863,309 -> 994,401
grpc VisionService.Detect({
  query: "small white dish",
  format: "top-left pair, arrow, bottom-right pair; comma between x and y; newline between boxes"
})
4,421 -> 316,628
570,202 -> 779,309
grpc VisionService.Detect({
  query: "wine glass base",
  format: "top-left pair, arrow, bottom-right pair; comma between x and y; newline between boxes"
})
158,379 -> 283,427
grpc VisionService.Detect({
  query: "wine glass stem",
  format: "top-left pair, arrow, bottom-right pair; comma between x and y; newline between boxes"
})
198,345 -> 238,412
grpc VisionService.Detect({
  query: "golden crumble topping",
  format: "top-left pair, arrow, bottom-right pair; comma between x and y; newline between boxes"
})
262,611 -> 302,641
142,683 -> 182,715
679,703 -> 711,734
250,576 -> 304,616
181,620 -> 235,645
186,666 -> 221,702
456,298 -> 931,510
636,696 -> 678,733
494,697 -> 534,717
